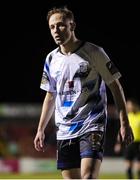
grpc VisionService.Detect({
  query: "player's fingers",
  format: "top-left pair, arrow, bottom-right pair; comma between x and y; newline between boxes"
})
34,138 -> 42,151
39,136 -> 44,148
34,141 -> 39,151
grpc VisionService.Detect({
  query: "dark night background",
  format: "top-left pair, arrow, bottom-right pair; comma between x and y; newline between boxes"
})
0,0 -> 140,104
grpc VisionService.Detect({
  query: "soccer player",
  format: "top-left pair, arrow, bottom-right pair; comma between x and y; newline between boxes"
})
114,98 -> 140,179
34,6 -> 134,179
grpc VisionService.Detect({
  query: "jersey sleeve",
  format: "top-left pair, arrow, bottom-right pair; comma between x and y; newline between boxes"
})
40,54 -> 56,93
93,47 -> 122,85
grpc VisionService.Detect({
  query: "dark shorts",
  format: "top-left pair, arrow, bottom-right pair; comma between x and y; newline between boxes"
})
57,131 -> 105,170
124,142 -> 140,161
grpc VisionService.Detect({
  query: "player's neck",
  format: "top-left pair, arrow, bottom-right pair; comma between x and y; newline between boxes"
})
60,38 -> 82,55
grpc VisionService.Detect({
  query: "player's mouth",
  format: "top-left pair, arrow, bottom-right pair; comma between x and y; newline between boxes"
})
55,36 -> 63,43
55,36 -> 61,40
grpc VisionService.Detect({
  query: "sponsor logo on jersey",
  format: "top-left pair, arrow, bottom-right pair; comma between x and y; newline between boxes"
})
74,62 -> 91,78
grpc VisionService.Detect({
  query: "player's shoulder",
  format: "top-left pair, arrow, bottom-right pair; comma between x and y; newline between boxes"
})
47,47 -> 59,58
45,47 -> 59,63
85,41 -> 103,50
84,41 -> 104,54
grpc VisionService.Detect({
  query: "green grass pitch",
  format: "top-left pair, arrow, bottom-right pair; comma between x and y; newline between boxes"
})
0,172 -> 127,179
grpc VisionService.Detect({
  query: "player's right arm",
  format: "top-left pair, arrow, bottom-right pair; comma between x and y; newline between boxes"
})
34,91 -> 55,152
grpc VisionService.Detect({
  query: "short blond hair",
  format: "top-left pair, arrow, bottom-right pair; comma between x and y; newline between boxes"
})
47,6 -> 74,22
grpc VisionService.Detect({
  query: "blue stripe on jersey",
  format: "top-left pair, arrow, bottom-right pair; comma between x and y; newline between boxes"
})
63,101 -> 73,107
45,63 -> 50,72
69,121 -> 84,133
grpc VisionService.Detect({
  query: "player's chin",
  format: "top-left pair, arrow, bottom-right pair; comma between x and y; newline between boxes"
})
56,42 -> 62,45
54,39 -> 63,45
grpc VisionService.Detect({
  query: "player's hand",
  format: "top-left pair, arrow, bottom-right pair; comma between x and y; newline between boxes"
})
34,131 -> 47,152
119,125 -> 134,147
119,111 -> 134,147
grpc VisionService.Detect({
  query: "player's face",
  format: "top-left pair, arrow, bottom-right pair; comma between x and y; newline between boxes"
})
49,13 -> 74,45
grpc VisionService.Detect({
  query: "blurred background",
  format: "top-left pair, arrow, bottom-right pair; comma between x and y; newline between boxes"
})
0,0 -> 139,178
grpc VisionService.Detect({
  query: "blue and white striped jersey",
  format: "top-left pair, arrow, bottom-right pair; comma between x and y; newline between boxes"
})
40,42 -> 121,140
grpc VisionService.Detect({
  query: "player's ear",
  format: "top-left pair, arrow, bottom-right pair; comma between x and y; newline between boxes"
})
70,21 -> 76,31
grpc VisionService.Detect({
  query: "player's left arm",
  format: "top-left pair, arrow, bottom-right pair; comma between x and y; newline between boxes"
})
108,79 -> 134,146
